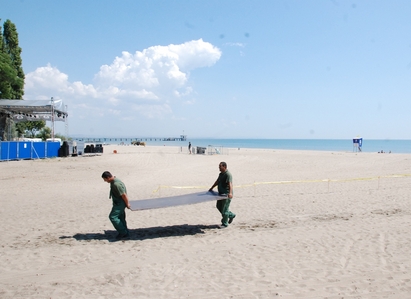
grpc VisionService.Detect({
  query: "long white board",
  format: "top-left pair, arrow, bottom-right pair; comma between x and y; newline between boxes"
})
129,190 -> 227,211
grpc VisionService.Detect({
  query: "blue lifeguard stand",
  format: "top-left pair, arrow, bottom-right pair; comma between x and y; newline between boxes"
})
353,137 -> 363,152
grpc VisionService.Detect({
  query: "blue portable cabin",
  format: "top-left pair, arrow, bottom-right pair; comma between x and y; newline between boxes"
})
0,141 -> 61,161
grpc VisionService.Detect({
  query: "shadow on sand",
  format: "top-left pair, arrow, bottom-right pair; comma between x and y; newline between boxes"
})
61,224 -> 220,242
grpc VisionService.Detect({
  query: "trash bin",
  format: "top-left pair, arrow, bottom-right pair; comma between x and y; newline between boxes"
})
196,146 -> 206,154
95,144 -> 103,153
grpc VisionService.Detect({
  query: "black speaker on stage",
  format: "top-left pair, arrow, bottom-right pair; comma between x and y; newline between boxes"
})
95,144 -> 103,153
62,141 -> 69,157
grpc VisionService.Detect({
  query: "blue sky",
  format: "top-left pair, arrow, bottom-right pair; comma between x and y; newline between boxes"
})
2,0 -> 411,139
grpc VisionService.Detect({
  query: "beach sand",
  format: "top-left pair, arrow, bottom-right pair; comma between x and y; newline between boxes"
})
1,145 -> 410,298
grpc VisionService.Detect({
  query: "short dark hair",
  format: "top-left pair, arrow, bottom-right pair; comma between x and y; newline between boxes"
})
219,162 -> 227,168
101,171 -> 113,179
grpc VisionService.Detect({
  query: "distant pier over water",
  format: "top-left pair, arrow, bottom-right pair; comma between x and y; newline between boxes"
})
73,135 -> 187,144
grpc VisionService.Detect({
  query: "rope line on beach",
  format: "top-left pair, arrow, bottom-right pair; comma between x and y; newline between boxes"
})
152,174 -> 411,193
253,173 -> 411,186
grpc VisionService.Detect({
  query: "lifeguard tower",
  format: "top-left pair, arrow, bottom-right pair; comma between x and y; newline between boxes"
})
353,137 -> 363,152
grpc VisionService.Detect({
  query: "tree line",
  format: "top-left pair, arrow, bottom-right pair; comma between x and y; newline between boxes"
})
0,19 -> 57,141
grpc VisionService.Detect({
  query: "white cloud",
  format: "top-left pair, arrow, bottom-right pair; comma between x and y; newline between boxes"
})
174,87 -> 193,97
24,39 -> 221,135
131,103 -> 172,119
93,38 -> 221,96
25,64 -> 98,100
224,42 -> 246,48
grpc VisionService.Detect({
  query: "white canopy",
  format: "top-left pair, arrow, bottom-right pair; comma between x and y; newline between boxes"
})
0,99 -> 68,122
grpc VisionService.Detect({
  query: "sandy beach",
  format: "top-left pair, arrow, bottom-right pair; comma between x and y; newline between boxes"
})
1,145 -> 410,298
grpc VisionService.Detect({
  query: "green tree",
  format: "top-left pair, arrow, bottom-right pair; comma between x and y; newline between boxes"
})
15,120 -> 46,138
0,19 -> 25,140
54,133 -> 67,141
36,128 -> 67,141
36,126 -> 52,140
0,52 -> 18,99
3,20 -> 24,99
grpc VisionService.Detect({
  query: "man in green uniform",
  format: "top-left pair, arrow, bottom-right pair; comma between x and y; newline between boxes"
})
209,162 -> 236,228
102,171 -> 131,239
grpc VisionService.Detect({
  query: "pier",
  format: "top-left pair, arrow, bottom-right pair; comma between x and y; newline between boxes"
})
72,135 -> 187,144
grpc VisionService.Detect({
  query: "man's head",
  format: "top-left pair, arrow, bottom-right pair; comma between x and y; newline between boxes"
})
102,171 -> 114,183
218,162 -> 227,172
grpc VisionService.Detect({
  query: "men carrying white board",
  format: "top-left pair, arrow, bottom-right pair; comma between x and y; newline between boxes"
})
209,162 -> 236,228
102,163 -> 235,234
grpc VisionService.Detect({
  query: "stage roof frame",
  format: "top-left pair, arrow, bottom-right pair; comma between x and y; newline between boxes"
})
0,99 -> 68,122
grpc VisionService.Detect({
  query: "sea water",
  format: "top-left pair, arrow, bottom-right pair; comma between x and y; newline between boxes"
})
72,137 -> 411,154
180,139 -> 410,153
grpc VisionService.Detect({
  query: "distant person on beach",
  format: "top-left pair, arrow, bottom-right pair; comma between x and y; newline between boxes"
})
209,162 -> 236,228
188,142 -> 192,154
101,171 -> 130,240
